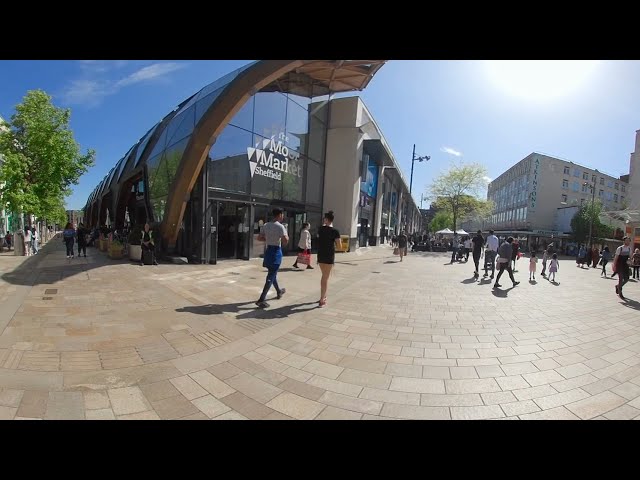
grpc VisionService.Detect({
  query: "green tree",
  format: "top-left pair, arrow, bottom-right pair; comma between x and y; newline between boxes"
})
570,200 -> 613,246
0,90 -> 95,224
427,163 -> 492,233
429,211 -> 453,233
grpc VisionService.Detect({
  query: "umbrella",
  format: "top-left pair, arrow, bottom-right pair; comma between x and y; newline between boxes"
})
455,229 -> 468,236
125,207 -> 130,225
436,228 -> 454,235
105,208 -> 111,227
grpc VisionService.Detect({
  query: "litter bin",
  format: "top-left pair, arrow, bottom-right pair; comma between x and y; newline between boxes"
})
336,235 -> 350,253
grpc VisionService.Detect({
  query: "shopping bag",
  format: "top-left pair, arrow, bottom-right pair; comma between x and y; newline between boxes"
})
297,252 -> 311,265
393,247 -> 399,255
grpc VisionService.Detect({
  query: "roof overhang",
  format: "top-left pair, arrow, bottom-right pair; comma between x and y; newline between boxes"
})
260,60 -> 386,97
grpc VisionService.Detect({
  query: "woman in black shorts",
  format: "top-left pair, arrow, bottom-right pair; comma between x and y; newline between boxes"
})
317,211 -> 341,307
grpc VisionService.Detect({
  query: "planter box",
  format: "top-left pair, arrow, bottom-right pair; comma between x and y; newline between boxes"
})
109,247 -> 124,259
129,244 -> 142,262
99,239 -> 108,251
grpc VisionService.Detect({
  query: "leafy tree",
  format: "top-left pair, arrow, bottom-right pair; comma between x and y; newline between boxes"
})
0,90 -> 95,224
429,211 -> 453,233
427,163 -> 492,233
570,200 -> 613,246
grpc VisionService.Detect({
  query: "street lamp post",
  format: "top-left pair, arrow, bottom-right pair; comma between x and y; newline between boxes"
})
409,144 -> 430,195
583,177 -> 597,250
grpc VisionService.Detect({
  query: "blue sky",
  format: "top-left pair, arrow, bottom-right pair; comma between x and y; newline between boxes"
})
1,60 -> 639,210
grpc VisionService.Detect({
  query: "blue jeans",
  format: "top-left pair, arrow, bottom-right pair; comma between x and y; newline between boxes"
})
259,265 -> 281,302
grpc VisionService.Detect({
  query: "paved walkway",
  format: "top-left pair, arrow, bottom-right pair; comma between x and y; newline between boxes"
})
1,239 -> 639,420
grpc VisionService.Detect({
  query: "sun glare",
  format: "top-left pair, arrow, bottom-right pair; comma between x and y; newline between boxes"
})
484,60 -> 600,102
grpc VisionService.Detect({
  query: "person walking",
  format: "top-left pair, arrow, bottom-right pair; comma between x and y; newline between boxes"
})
31,226 -> 39,255
255,208 -> 289,308
577,245 -> 587,268
397,230 -> 408,262
464,236 -> 472,262
471,230 -> 484,278
592,246 -> 600,268
600,246 -> 611,277
494,237 -> 520,289
450,234 -> 459,264
316,211 -> 341,307
614,236 -> 632,300
292,222 -> 313,270
548,253 -> 560,282
529,251 -> 538,281
511,240 -> 520,271
63,222 -> 76,258
23,226 -> 32,257
76,223 -> 88,258
483,230 -> 499,279
632,248 -> 640,280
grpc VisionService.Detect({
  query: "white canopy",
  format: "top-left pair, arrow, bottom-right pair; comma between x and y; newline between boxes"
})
455,229 -> 468,235
436,228 -> 454,235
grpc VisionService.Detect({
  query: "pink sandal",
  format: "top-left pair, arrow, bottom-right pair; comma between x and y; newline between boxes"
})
319,297 -> 327,307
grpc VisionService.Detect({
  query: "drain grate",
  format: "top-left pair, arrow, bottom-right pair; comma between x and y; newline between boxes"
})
45,289 -> 58,295
237,319 -> 272,333
42,296 -> 53,300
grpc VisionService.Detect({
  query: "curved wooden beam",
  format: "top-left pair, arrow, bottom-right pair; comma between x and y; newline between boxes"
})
161,60 -> 305,248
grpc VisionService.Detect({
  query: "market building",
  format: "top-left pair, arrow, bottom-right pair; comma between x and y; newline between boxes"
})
83,60 -> 422,263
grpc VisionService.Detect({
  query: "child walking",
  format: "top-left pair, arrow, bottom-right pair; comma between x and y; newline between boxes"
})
548,253 -> 559,282
529,251 -> 538,281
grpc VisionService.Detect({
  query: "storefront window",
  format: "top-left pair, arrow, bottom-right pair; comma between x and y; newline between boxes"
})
285,99 -> 309,156
228,96 -> 254,131
166,105 -> 195,147
208,125 -> 252,194
254,92 -> 287,140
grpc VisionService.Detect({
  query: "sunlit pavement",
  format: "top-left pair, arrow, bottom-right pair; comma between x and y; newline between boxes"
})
1,240 -> 639,420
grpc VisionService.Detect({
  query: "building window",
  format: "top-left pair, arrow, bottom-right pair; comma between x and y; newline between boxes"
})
621,184 -> 626,193
580,198 -> 585,205
583,172 -> 589,180
607,180 -> 614,188
564,166 -> 570,175
621,196 -> 625,203
599,189 -> 604,197
572,182 -> 579,192
573,168 -> 580,177
600,177 -> 604,185
614,194 -> 618,202
581,183 -> 588,193
592,175 -> 596,183
562,179 -> 569,189
615,183 -> 619,190
561,194 -> 567,203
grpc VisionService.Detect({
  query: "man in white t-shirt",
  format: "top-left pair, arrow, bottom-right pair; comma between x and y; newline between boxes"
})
483,230 -> 499,279
256,208 -> 289,308
464,237 -> 473,262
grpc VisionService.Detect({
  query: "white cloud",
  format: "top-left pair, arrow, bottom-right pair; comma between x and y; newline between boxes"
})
61,62 -> 187,107
440,146 -> 462,157
115,63 -> 185,88
483,176 -> 492,183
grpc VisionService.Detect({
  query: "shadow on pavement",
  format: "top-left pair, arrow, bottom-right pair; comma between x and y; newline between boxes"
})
461,278 -> 477,284
384,260 -> 399,264
478,278 -> 492,285
621,298 -> 640,311
1,238 -> 135,287
529,280 -> 538,285
550,281 -> 561,286
176,301 -> 319,319
491,286 -> 515,298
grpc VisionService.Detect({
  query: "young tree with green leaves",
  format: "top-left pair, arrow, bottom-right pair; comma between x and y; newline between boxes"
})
0,90 -> 95,226
570,200 -> 613,246
427,163 -> 492,233
429,211 -> 453,233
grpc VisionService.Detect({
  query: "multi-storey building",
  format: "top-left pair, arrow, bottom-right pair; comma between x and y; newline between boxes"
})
487,152 -> 629,250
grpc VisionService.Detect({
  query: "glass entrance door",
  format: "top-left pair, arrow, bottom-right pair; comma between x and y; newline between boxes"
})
207,200 -> 250,263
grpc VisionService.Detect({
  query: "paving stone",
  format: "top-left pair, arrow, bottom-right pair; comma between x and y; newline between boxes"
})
117,410 -> 160,420
390,377 -> 446,394
169,375 -> 210,401
496,375 -> 530,391
86,408 -> 116,420
318,391 -> 382,415
0,389 -> 24,408
337,369 -> 391,390
603,404 -> 640,420
380,403 -> 450,420
192,395 -> 232,419
519,406 -> 580,420
481,391 -> 518,405
315,406 -> 362,420
302,360 -> 344,380
522,370 -> 565,387
0,406 -> 18,420
45,392 -> 85,420
359,387 -> 421,406
189,370 -> 236,398
84,391 -> 110,410
266,392 -> 325,420
581,377 -> 621,396
451,405 -> 505,420
565,391 -> 627,419
445,379 -> 501,394
420,393 -> 484,407
16,390 -> 48,418
307,376 -> 363,397
533,388 -> 591,411
449,367 -> 479,380
107,386 -> 152,416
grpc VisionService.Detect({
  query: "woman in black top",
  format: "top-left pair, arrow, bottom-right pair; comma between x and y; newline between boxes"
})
317,211 -> 341,307
397,231 -> 408,262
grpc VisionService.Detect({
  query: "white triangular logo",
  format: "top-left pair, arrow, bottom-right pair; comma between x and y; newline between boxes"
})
249,161 -> 257,177
263,138 -> 271,149
247,147 -> 255,161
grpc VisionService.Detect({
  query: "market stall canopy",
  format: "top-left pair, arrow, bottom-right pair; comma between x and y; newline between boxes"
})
455,229 -> 468,236
436,228 -> 454,234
